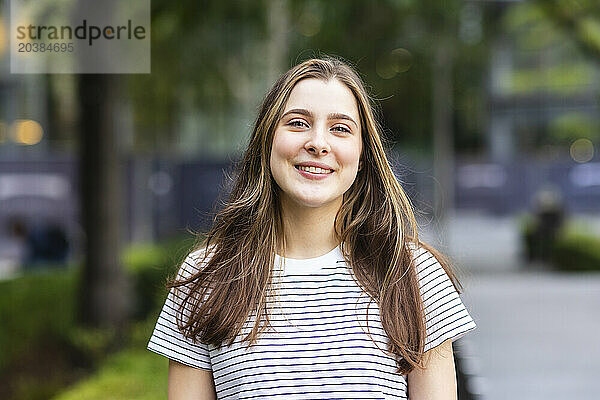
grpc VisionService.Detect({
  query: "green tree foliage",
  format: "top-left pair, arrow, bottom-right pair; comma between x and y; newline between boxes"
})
127,0 -> 499,155
549,113 -> 600,144
535,0 -> 600,62
284,0 -> 491,151
128,0 -> 268,151
501,1 -> 600,152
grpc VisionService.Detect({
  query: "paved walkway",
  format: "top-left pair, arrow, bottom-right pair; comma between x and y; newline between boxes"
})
424,212 -> 600,400
462,272 -> 600,399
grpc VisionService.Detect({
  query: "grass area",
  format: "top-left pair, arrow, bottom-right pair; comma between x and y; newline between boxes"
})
52,303 -> 171,399
53,348 -> 167,400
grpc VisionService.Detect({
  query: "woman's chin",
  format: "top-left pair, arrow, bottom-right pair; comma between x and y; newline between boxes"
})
291,195 -> 340,210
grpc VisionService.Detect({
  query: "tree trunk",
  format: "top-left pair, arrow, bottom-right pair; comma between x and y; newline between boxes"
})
266,0 -> 289,84
77,74 -> 130,328
432,36 -> 455,234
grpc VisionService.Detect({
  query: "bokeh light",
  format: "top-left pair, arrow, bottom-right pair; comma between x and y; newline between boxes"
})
376,48 -> 413,79
296,4 -> 322,37
570,138 -> 594,163
11,119 -> 44,145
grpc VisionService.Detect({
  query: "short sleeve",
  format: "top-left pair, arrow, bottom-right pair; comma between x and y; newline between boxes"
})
413,247 -> 476,352
147,250 -> 212,370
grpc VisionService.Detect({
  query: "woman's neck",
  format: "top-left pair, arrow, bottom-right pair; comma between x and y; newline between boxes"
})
279,198 -> 341,259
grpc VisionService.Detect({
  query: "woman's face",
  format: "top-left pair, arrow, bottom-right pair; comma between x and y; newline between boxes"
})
270,78 -> 362,210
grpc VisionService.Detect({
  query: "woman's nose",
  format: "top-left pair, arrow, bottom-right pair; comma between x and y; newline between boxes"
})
304,125 -> 330,155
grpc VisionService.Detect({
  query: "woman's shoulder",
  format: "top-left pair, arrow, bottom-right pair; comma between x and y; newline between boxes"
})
187,246 -> 209,262
407,241 -> 444,277
177,244 -> 216,279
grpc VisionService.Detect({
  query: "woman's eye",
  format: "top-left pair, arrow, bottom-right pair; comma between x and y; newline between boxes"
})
332,125 -> 351,134
288,120 -> 308,128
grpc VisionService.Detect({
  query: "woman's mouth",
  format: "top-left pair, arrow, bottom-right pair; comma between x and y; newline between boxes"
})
295,165 -> 334,174
294,165 -> 334,180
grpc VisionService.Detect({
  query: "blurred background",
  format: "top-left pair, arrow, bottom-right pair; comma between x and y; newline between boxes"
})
1,0 -> 599,399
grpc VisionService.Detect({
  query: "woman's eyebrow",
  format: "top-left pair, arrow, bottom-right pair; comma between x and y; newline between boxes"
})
328,112 -> 358,128
281,108 -> 358,128
281,108 -> 313,119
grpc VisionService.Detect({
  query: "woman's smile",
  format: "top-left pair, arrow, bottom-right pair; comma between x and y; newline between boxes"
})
294,161 -> 335,180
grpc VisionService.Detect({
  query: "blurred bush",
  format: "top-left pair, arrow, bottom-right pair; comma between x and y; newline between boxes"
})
552,229 -> 600,272
52,236 -> 199,400
0,268 -> 78,371
0,235 -> 195,400
124,235 -> 195,319
522,217 -> 600,272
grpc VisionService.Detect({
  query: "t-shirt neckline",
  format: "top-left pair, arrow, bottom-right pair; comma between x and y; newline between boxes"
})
275,245 -> 343,274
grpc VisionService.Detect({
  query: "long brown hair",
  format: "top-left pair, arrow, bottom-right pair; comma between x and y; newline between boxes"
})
169,55 -> 461,375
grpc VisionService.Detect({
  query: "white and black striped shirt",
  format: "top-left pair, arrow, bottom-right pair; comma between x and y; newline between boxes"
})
147,245 -> 476,399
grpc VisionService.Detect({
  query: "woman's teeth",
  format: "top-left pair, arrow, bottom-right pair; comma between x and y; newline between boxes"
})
296,165 -> 333,174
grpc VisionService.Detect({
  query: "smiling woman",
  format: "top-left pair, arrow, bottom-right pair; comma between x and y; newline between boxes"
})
148,56 -> 476,399
270,78 -> 362,216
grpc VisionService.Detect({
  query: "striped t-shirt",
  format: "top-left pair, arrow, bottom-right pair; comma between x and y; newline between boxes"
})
147,244 -> 476,399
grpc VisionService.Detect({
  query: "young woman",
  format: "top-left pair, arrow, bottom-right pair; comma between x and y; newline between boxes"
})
148,56 -> 476,399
